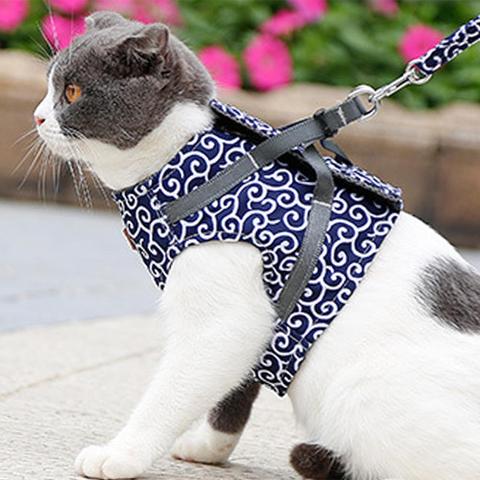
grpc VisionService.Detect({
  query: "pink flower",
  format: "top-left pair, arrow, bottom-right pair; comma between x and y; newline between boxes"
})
243,34 -> 293,91
399,25 -> 443,63
199,46 -> 241,90
370,0 -> 398,16
41,14 -> 86,50
288,0 -> 327,21
50,0 -> 88,14
0,0 -> 28,32
133,0 -> 182,26
261,9 -> 307,36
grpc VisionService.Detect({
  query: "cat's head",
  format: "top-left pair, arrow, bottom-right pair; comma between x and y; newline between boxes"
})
34,12 -> 215,189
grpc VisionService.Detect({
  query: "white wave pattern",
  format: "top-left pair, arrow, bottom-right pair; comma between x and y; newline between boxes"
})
415,14 -> 480,75
113,100 -> 402,396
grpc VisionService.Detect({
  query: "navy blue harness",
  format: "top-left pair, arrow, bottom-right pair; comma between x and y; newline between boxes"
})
113,100 -> 402,396
109,16 -> 480,395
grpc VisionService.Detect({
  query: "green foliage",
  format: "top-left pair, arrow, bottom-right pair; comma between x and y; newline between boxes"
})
178,0 -> 480,109
2,0 -> 480,109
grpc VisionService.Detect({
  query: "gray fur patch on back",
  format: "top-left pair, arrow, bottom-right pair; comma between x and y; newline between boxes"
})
49,12 -> 214,150
416,257 -> 480,333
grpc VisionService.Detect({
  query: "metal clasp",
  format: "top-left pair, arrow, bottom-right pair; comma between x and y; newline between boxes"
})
347,61 -> 432,121
347,85 -> 379,120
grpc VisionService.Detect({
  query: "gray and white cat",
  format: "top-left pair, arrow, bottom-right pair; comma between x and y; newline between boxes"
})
34,12 -> 480,480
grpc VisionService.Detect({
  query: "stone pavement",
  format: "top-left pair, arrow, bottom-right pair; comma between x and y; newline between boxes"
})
0,315 -> 298,480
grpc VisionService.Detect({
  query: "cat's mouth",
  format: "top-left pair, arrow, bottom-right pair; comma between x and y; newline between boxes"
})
36,122 -> 84,162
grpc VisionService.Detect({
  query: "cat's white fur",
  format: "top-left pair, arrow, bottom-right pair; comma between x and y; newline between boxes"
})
36,66 -> 480,480
76,102 -> 214,190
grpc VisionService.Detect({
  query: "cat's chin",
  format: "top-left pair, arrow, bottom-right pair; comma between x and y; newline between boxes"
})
37,127 -> 83,163
75,102 -> 214,191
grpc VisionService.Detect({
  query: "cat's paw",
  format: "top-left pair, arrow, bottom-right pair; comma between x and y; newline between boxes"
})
75,444 -> 148,479
171,422 -> 239,465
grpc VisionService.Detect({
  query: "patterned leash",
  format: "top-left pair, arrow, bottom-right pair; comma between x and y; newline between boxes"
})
342,14 -> 480,122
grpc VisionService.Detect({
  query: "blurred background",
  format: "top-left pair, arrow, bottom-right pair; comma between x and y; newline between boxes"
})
1,0 -> 480,331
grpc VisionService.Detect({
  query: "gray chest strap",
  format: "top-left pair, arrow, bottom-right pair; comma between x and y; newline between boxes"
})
163,97 -> 366,320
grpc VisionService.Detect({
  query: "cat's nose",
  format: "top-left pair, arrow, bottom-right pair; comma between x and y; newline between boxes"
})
34,115 -> 45,126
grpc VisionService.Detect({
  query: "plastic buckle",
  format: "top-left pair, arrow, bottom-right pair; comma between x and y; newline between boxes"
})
313,108 -> 339,138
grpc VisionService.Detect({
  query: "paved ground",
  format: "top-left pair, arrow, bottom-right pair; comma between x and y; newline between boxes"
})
2,200 -> 480,479
0,315 -> 298,480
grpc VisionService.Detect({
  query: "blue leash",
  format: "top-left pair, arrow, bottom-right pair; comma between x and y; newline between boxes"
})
344,14 -> 480,122
415,14 -> 480,75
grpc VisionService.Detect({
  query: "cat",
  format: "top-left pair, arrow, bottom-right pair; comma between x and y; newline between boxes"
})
34,11 -> 480,480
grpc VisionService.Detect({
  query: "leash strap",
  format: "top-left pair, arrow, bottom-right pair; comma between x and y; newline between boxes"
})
413,14 -> 480,75
348,15 -> 480,117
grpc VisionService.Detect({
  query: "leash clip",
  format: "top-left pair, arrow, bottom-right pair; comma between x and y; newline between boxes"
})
347,61 -> 432,121
372,61 -> 432,104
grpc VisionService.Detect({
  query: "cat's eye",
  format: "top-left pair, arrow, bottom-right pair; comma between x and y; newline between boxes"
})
65,84 -> 82,104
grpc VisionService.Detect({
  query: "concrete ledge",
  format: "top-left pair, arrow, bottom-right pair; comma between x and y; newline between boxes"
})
0,315 -> 298,479
1,51 -> 479,246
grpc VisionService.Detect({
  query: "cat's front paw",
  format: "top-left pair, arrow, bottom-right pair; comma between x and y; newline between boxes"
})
75,444 -> 149,479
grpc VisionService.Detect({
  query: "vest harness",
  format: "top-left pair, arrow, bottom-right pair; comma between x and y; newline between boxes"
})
113,99 -> 402,396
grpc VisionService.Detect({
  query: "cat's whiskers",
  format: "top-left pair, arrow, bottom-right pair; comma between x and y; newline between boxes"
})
73,134 -> 112,206
67,151 -> 92,209
76,160 -> 93,209
38,152 -> 50,202
60,127 -> 93,208
62,127 -> 112,206
12,127 -> 37,148
51,151 -> 63,198
66,140 -> 94,209
12,134 -> 43,176
30,32 -> 53,61
65,157 -> 85,207
42,0 -> 60,51
36,16 -> 55,57
47,152 -> 61,200
18,141 -> 46,190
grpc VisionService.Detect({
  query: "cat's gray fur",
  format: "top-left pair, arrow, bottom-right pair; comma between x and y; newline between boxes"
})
51,11 -> 214,149
417,257 -> 480,333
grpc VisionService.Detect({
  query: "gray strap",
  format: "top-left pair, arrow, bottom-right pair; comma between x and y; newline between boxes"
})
164,117 -> 326,224
166,155 -> 257,224
314,96 -> 367,134
164,97 -> 365,224
276,146 -> 333,320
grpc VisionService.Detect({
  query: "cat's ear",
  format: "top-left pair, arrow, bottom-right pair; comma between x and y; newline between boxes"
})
86,11 -> 127,31
120,24 -> 170,58
110,24 -> 170,76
